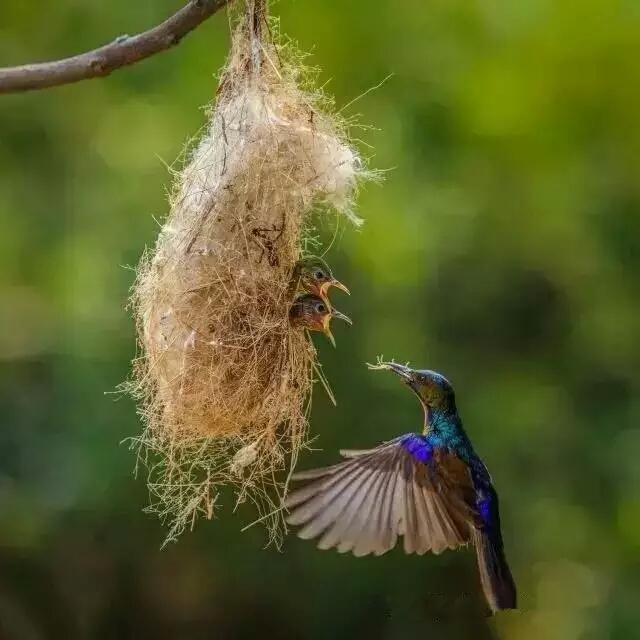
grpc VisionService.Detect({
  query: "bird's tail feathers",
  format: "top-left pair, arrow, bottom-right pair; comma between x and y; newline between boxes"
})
473,528 -> 517,613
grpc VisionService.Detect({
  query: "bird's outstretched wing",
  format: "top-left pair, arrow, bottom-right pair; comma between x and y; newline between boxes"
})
285,436 -> 478,557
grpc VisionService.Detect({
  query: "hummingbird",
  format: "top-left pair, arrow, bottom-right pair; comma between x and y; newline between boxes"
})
284,361 -> 517,614
288,256 -> 350,305
289,293 -> 352,347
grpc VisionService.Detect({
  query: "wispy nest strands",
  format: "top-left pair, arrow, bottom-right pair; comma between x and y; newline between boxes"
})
127,4 -> 367,545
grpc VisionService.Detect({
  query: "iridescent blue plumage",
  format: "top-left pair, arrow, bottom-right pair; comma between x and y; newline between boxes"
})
285,363 -> 517,614
398,433 -> 433,463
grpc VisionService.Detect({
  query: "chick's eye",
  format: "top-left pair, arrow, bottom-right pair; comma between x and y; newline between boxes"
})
316,303 -> 326,313
314,270 -> 325,280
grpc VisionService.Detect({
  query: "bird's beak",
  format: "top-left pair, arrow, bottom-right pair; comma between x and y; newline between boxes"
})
321,308 -> 352,348
375,361 -> 420,391
321,315 -> 336,348
326,278 -> 350,297
384,362 -> 414,382
368,361 -> 428,426
331,308 -> 353,326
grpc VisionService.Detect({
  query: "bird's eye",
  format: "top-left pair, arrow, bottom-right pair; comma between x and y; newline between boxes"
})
314,270 -> 325,280
316,302 -> 326,313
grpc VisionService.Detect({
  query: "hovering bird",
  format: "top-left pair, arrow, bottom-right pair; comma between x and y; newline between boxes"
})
289,293 -> 352,347
284,361 -> 517,614
289,256 -> 350,305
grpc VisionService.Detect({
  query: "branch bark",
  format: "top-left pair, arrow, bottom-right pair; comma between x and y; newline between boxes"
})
0,0 -> 230,94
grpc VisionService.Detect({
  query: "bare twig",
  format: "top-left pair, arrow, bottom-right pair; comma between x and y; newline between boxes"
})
0,0 -> 230,94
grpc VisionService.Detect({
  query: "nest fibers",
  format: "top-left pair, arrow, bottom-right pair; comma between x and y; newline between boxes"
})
127,5 -> 369,545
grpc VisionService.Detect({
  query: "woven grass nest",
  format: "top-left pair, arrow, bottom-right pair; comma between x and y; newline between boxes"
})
126,2 -> 371,545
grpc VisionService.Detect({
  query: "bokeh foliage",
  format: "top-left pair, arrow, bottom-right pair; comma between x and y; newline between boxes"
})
1,0 -> 640,638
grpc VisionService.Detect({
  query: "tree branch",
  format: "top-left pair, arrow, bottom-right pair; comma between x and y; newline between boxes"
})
0,0 -> 230,94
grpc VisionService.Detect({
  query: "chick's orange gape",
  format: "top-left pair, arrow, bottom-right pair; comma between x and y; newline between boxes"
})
288,256 -> 350,305
289,292 -> 352,348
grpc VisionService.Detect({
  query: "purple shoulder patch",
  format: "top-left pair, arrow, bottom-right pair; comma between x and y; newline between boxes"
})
399,433 -> 433,464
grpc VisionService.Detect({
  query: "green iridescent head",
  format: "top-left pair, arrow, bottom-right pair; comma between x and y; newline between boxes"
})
289,293 -> 352,347
292,256 -> 349,301
371,362 -> 457,414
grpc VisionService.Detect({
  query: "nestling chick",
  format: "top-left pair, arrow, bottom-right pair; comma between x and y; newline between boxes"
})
289,256 -> 349,305
289,293 -> 352,347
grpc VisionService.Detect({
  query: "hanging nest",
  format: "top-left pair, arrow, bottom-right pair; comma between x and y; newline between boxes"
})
126,1 -> 370,545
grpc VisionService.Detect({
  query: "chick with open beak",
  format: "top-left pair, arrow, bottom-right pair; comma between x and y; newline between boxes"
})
289,293 -> 352,347
288,256 -> 350,306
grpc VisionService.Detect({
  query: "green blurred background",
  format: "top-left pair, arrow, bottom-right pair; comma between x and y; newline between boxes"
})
2,0 -> 640,638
